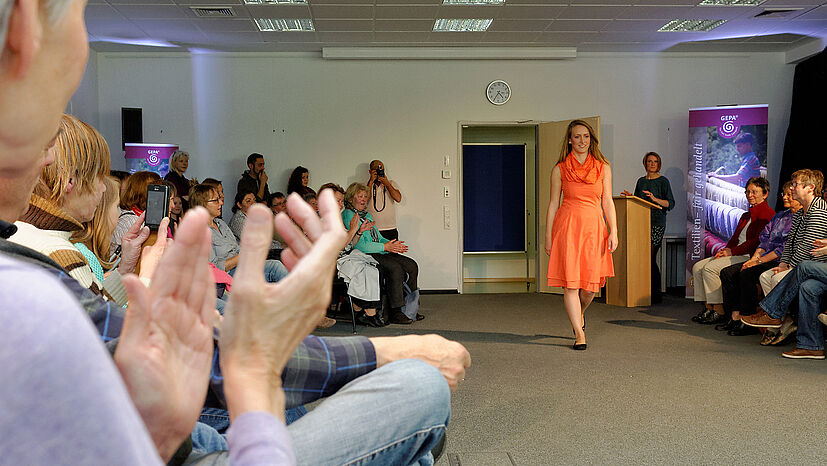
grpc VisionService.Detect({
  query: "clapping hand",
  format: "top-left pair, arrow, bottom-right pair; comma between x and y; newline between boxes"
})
114,208 -> 217,462
118,212 -> 150,274
812,239 -> 827,257
384,239 -> 408,254
219,191 -> 347,421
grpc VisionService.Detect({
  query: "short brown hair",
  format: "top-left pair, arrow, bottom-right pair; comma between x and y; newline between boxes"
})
792,169 -> 824,197
189,184 -> 217,209
119,171 -> 161,210
319,183 -> 344,195
642,152 -> 662,172
35,114 -> 111,206
746,176 -> 770,195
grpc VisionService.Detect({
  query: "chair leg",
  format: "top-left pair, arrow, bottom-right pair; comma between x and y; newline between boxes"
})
347,295 -> 357,334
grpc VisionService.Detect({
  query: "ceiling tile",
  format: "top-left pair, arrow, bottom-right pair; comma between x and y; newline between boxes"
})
85,19 -> 150,38
84,4 -> 126,21
427,31 -> 485,41
536,31 -> 597,43
375,5 -> 440,18
487,19 -> 552,31
206,31 -> 264,43
315,19 -> 375,30
312,0 -> 374,4
481,31 -> 543,41
798,5 -> 827,19
311,5 -> 375,18
373,31 -> 432,41
686,6 -> 761,20
109,0 -> 173,3
260,31 -> 318,41
621,5 -> 696,19
316,31 -> 375,41
578,42 -> 667,51
174,0 -> 243,4
375,19 -> 435,30
603,19 -> 671,31
438,5 -> 507,18
557,6 -> 631,20
245,5 -> 312,18
375,0 -> 441,4
546,19 -> 612,31
634,0 -> 710,4
498,5 -> 566,19
744,32 -> 811,41
113,5 -> 189,19
596,31 -> 663,41
194,19 -> 259,32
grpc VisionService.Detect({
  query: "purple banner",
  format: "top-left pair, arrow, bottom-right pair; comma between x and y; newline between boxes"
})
685,105 -> 769,298
124,143 -> 178,176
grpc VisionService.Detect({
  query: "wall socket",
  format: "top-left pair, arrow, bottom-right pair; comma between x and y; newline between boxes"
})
443,186 -> 450,198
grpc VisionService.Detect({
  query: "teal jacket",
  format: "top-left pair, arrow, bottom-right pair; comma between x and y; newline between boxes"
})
342,209 -> 389,254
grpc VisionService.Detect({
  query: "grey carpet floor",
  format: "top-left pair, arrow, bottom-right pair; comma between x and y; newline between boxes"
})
318,293 -> 827,465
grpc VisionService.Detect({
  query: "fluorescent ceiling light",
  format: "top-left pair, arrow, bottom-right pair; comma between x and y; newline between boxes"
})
255,18 -> 314,31
433,19 -> 493,32
698,0 -> 765,5
245,0 -> 307,3
658,19 -> 727,32
442,0 -> 505,5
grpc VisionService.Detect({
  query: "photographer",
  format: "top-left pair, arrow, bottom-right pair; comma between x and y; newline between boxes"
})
367,160 -> 403,241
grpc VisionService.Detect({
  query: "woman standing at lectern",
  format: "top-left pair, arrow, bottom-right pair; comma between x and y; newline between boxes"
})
545,120 -> 618,351
621,152 -> 675,303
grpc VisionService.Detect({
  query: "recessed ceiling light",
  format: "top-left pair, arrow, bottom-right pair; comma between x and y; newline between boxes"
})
255,18 -> 314,31
657,19 -> 727,32
698,0 -> 765,5
442,0 -> 505,5
245,0 -> 307,4
433,19 -> 493,32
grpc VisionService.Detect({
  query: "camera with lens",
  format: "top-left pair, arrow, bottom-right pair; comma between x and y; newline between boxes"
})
375,168 -> 385,178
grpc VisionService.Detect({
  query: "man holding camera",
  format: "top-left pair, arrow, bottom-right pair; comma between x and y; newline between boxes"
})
367,160 -> 403,241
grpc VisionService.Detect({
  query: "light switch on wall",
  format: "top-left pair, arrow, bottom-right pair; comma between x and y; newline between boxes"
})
441,169 -> 451,179
443,205 -> 451,229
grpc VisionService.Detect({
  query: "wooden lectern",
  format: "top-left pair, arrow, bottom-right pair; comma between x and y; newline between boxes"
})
606,195 -> 660,307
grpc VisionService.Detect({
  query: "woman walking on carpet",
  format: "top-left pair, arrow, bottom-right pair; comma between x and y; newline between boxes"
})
545,120 -> 618,351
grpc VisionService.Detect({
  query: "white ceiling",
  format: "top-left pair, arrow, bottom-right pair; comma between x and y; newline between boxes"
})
86,0 -> 827,53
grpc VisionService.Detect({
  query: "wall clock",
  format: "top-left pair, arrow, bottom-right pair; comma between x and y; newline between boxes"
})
486,80 -> 511,105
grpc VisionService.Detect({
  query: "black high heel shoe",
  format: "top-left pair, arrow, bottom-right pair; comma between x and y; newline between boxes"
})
356,312 -> 383,328
573,342 -> 587,350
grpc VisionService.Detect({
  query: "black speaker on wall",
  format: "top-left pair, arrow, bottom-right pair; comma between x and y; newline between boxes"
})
121,107 -> 143,150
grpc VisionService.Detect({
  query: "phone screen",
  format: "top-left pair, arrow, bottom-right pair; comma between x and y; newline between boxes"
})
146,185 -> 170,230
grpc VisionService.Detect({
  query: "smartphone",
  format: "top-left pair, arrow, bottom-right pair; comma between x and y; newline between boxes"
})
145,184 -> 171,231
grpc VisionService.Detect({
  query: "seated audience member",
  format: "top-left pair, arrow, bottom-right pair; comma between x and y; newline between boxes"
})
164,150 -> 197,211
343,182 -> 423,325
10,114 -> 110,294
189,184 -> 289,284
717,181 -> 800,337
170,193 -> 182,235
757,169 -> 827,297
111,171 -> 162,253
323,183 -> 386,327
71,175 -> 122,283
202,178 -> 225,218
237,153 -> 269,203
269,191 -> 287,216
0,1 -> 469,463
692,177 -> 775,325
303,191 -> 319,214
287,165 -> 315,197
110,170 -> 130,196
228,189 -> 282,254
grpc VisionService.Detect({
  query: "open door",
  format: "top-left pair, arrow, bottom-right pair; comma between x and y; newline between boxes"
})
537,116 -> 601,294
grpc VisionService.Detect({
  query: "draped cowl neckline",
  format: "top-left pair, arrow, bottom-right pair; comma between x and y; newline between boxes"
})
560,152 -> 603,185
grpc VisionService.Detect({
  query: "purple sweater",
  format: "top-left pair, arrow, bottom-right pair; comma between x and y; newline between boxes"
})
0,254 -> 294,465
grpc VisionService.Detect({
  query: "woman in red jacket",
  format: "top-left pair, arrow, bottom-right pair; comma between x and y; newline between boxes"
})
693,176 -> 775,324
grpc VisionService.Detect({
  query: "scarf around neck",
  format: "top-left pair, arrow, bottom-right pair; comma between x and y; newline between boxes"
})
560,152 -> 603,185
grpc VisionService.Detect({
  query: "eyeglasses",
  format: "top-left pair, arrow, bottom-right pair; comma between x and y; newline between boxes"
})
790,181 -> 810,188
207,198 -> 220,203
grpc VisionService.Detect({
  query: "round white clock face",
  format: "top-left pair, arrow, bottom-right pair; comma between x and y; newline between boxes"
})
486,80 -> 511,105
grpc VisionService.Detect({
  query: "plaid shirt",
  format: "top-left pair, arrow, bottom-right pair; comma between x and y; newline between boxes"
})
0,223 -> 377,407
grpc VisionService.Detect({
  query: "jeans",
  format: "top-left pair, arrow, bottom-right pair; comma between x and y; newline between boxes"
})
187,359 -> 449,466
760,260 -> 827,350
228,259 -> 288,283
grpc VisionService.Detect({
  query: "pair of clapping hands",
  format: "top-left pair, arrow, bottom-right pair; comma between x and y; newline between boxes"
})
111,191 -> 470,461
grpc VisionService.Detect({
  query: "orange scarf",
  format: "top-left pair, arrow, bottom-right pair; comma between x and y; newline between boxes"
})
559,152 -> 602,184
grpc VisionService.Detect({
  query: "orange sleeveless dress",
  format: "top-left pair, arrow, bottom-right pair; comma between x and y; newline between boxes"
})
546,153 -> 615,292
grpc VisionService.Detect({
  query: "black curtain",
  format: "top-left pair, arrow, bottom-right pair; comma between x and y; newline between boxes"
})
775,46 -> 827,210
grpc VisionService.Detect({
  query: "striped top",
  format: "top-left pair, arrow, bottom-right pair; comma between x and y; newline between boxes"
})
780,196 -> 827,267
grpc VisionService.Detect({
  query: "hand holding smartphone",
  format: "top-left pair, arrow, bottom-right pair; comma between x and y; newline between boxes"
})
145,184 -> 171,231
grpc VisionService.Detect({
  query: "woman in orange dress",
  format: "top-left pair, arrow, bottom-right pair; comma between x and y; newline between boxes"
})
545,120 -> 618,350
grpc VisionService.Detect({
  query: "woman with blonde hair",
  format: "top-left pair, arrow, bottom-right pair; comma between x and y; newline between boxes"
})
545,119 -> 618,350
164,150 -> 197,210
71,175 -> 120,282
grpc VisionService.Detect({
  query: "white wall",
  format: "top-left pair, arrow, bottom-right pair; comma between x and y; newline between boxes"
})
87,51 -> 795,290
68,50 -> 99,128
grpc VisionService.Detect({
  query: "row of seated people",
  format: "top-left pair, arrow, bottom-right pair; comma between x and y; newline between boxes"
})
691,169 -> 827,359
6,112 -> 469,463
